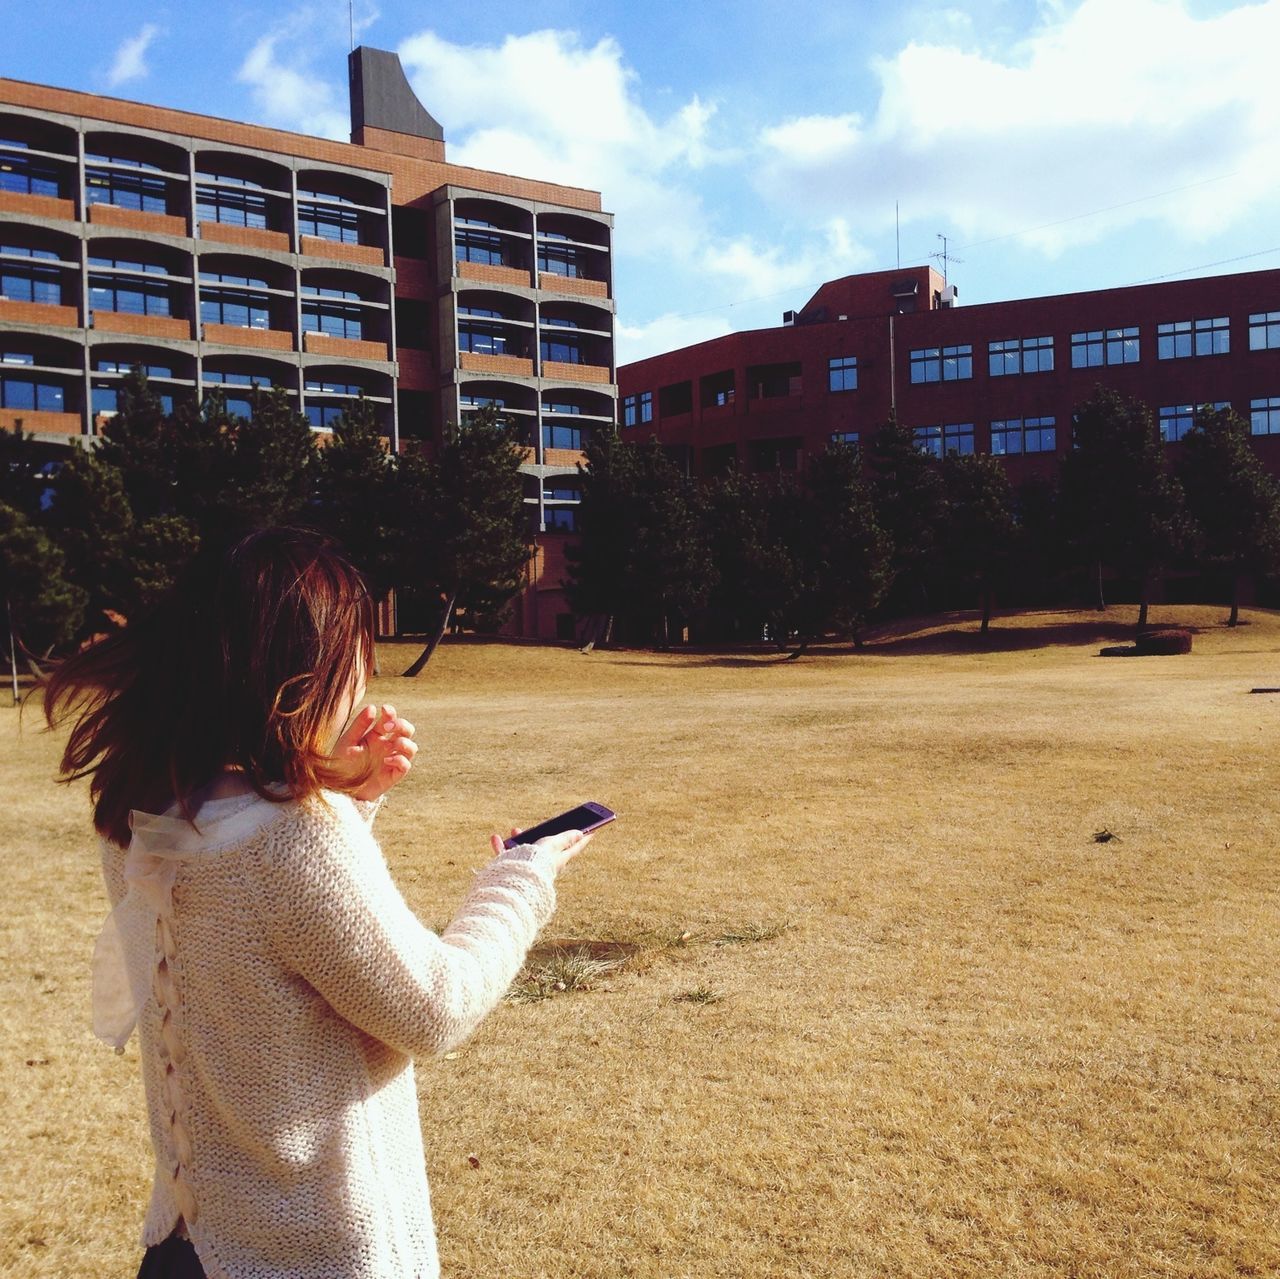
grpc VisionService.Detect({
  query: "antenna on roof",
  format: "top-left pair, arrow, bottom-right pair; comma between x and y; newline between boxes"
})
896,201 -> 900,269
929,233 -> 963,285
349,0 -> 355,51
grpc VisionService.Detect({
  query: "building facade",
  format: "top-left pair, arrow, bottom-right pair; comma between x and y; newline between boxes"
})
618,264 -> 1280,481
0,48 -> 615,639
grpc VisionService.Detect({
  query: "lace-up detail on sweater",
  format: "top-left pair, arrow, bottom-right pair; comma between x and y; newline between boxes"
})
96,788 -> 558,1279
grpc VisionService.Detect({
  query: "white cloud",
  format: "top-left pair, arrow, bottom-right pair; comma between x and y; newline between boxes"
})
395,28 -> 881,353
235,5 -> 381,141
755,0 -> 1280,258
107,23 -> 160,89
616,312 -> 735,366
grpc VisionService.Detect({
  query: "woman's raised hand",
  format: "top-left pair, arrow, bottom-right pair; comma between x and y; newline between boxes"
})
489,826 -> 592,872
334,703 -> 418,802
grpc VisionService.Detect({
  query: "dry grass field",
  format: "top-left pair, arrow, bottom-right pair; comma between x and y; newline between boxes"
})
2,606 -> 1278,1278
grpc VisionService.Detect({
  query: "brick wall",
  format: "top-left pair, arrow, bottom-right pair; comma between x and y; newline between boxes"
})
198,222 -> 291,253
460,351 -> 534,377
0,408 -> 82,436
543,360 -> 611,385
202,323 -> 294,351
0,299 -> 79,327
304,332 -> 389,361
89,204 -> 188,237
300,236 -> 385,267
91,311 -> 191,339
458,260 -> 532,288
0,190 -> 76,222
539,273 -> 609,299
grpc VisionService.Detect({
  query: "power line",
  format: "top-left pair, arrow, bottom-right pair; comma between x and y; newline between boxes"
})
1130,245 -> 1280,285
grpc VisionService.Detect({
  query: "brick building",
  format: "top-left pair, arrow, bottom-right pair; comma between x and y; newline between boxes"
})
618,264 -> 1280,481
0,48 -> 615,638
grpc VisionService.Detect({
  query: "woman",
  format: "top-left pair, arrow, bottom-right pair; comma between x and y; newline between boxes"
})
44,527 -> 589,1279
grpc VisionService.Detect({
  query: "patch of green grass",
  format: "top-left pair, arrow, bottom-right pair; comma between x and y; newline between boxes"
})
673,985 -> 725,1006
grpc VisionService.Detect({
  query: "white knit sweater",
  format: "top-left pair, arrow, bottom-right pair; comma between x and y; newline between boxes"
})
94,783 -> 558,1279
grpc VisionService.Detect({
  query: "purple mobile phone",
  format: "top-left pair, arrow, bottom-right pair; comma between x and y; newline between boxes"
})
503,802 -> 616,849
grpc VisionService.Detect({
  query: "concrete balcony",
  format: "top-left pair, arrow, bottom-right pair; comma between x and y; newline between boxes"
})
303,331 -> 389,361
198,222 -> 291,253
300,235 -> 383,267
202,323 -> 294,351
0,190 -> 76,222
458,260 -> 531,289
459,351 -> 534,377
91,311 -> 191,339
542,359 -> 611,385
538,272 -> 608,299
0,298 -> 79,327
89,204 -> 188,237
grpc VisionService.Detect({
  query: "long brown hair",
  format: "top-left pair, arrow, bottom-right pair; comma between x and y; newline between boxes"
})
44,527 -> 377,845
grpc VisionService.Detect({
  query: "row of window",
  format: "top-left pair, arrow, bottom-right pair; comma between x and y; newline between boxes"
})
455,230 -> 598,280
819,400 -> 1280,457
2,153 -> 376,244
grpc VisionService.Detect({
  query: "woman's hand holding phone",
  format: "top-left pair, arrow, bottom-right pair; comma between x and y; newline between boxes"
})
490,826 -> 592,873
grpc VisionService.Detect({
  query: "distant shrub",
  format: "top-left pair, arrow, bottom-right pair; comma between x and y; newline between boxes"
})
1136,628 -> 1193,655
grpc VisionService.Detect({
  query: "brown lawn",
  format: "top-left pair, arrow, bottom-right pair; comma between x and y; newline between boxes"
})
2,606 -> 1278,1278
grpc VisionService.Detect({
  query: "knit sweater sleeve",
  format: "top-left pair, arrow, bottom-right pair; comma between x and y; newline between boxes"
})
258,797 -> 557,1058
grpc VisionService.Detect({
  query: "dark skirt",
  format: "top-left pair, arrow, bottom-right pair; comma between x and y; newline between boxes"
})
136,1233 -> 206,1278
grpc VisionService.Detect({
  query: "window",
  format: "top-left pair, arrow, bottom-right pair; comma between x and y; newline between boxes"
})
87,167 -> 168,213
988,335 -> 1053,376
205,371 -> 273,387
459,322 -> 511,356
538,241 -> 587,278
456,229 -> 505,266
700,371 -> 735,407
541,334 -> 583,364
1071,327 -> 1139,367
0,373 -> 65,411
544,505 -> 577,532
1,244 -> 59,261
92,382 -> 175,417
640,390 -> 653,423
196,185 -> 268,229
202,271 -> 270,289
544,422 -> 583,450
659,381 -> 693,416
542,315 -> 579,329
1159,401 -> 1230,442
622,394 -> 637,427
545,401 -> 582,415
749,362 -> 802,398
544,482 -> 580,501
306,380 -> 364,396
95,358 -> 173,377
89,273 -> 173,317
909,344 -> 972,383
92,256 -> 169,275
306,404 -> 348,430
914,423 -> 974,458
1249,313 -> 1280,351
302,300 -> 363,341
0,351 -> 35,365
828,356 -> 857,392
1159,317 -> 1229,359
460,393 -> 505,410
1251,397 -> 1280,435
991,417 -> 1057,455
1,261 -> 62,305
0,151 -> 61,198
298,200 -> 361,244
830,431 -> 860,446
196,171 -> 266,189
201,288 -> 270,330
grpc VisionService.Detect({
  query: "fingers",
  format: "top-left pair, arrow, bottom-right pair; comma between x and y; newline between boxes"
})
335,703 -> 379,752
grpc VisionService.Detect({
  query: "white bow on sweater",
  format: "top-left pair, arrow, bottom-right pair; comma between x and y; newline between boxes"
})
92,789 -> 279,1052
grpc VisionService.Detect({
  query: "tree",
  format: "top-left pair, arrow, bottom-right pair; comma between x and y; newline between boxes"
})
42,446 -> 199,631
0,502 -> 85,684
699,466 -> 800,643
940,453 -> 1017,633
312,398 -> 398,597
866,414 -> 945,613
0,423 -> 50,520
1059,386 -> 1185,626
1175,406 -> 1280,625
565,432 -> 713,646
780,442 -> 890,654
399,407 -> 530,675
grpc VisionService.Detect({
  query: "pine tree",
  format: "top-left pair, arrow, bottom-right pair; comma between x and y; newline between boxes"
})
0,502 -> 85,676
1060,386 -> 1185,626
866,414 -> 945,613
1175,406 -> 1280,626
940,453 -> 1017,633
399,406 -> 529,675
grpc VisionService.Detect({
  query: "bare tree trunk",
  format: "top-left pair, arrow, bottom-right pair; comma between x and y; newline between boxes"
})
1229,572 -> 1241,627
980,578 -> 993,634
402,589 -> 457,676
7,599 -> 18,708
1095,559 -> 1106,611
1137,574 -> 1150,630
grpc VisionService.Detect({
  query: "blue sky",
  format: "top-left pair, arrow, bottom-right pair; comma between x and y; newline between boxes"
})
6,0 -> 1280,362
